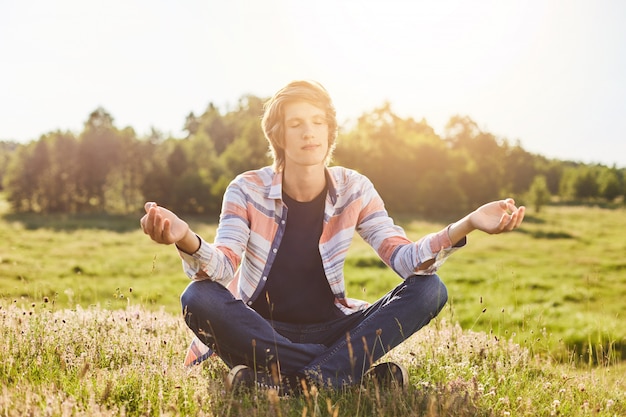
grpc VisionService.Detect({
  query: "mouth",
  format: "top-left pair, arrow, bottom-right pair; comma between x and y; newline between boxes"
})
302,143 -> 320,150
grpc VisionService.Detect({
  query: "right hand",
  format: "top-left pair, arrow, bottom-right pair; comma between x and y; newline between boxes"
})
140,202 -> 190,245
469,198 -> 525,235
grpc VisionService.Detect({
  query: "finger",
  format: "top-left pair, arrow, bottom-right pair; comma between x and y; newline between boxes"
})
505,215 -> 517,231
513,206 -> 526,228
140,215 -> 149,234
502,198 -> 517,214
497,212 -> 511,233
145,208 -> 158,235
150,209 -> 165,241
144,206 -> 157,234
503,209 -> 522,232
505,207 -> 525,231
144,201 -> 156,213
161,218 -> 171,243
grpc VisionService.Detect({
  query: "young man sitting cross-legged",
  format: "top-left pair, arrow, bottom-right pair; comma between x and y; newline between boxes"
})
140,80 -> 525,395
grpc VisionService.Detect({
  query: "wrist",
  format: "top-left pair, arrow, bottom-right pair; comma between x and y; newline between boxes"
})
448,214 -> 475,245
176,229 -> 201,254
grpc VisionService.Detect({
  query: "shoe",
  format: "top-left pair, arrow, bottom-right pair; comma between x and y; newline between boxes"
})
226,364 -> 290,396
366,361 -> 409,391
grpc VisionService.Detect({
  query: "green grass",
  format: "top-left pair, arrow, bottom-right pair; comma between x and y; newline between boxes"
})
1,303 -> 623,416
0,211 -> 218,314
1,203 -> 625,415
344,207 -> 626,365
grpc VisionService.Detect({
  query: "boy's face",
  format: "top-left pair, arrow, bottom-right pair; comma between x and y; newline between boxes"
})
282,101 -> 329,171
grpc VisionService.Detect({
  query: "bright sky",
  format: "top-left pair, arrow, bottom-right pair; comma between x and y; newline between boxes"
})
1,0 -> 625,167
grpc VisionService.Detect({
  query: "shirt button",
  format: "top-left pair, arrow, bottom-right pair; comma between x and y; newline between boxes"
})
262,276 -> 267,281
272,248 -> 278,254
281,220 -> 285,225
247,301 -> 252,306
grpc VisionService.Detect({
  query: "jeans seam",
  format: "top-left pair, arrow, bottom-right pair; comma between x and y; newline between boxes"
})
303,298 -> 396,371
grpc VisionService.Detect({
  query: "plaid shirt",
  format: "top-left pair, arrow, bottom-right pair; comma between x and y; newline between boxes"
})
178,166 -> 464,314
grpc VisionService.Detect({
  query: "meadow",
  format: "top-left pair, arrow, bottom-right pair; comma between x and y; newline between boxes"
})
1,201 -> 625,416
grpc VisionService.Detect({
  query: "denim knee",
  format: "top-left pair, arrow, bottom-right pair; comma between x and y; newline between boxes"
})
406,274 -> 448,317
180,280 -> 199,316
180,279 -> 222,318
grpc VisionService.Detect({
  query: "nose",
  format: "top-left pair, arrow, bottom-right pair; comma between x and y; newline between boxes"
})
302,123 -> 314,139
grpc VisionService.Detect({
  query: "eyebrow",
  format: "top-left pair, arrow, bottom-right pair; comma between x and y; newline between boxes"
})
285,114 -> 327,123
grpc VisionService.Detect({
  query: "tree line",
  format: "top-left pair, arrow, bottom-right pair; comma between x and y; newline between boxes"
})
1,95 -> 625,219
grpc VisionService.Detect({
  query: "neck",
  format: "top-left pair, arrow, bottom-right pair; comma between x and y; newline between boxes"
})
282,164 -> 327,202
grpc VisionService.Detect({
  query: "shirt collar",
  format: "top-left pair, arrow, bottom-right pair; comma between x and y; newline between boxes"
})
266,167 -> 338,205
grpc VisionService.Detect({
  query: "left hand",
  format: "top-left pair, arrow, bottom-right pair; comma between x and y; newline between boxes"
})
469,198 -> 525,234
140,202 -> 191,245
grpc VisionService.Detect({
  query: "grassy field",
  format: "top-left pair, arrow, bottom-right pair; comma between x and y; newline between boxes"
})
1,201 -> 625,415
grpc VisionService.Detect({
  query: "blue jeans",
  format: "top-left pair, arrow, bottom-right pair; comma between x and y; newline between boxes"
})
181,274 -> 448,388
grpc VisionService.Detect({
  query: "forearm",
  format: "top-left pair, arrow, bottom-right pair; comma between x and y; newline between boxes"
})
175,229 -> 201,255
447,214 -> 475,246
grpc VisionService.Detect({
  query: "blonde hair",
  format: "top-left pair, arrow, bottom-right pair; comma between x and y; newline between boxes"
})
261,80 -> 338,171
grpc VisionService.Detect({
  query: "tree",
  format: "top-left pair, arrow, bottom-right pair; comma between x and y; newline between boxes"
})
3,136 -> 77,213
167,143 -> 188,178
197,103 -> 235,155
76,107 -> 121,211
504,142 -> 537,195
41,132 -> 80,212
527,175 -> 551,212
4,143 -> 38,212
597,166 -> 622,202
444,115 -> 506,209
573,166 -> 599,200
559,165 -> 601,201
0,141 -> 19,192
536,158 -> 564,196
334,103 -> 468,216
219,119 -> 271,180
166,132 -> 219,214
103,127 -> 145,214
183,112 -> 200,136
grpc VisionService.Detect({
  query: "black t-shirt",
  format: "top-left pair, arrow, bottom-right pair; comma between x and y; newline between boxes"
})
250,187 -> 342,323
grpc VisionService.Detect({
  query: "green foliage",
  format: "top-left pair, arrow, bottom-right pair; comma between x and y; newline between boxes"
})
527,175 -> 551,212
598,167 -> 622,201
445,116 -> 506,208
0,141 -> 18,191
2,99 -> 625,217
